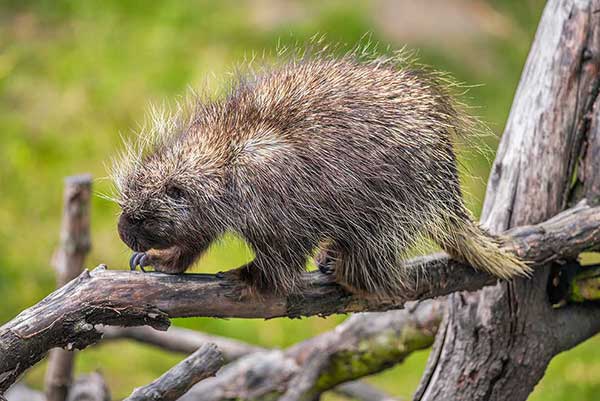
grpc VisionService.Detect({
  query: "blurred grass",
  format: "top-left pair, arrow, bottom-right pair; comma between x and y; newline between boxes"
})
0,0 -> 598,400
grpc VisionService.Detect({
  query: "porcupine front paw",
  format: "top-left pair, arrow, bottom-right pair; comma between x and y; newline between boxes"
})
128,246 -> 193,274
129,251 -> 151,272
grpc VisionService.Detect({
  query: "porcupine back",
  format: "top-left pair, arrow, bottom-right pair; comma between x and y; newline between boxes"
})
226,54 -> 528,294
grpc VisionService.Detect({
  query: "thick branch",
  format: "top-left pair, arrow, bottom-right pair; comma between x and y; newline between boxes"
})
124,343 -> 223,401
1,202 -> 600,393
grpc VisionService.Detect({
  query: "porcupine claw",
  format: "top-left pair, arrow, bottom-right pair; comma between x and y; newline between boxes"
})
129,252 -> 149,272
316,252 -> 336,275
317,260 -> 335,275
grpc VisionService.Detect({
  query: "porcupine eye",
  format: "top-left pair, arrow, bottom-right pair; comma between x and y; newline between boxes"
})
166,184 -> 185,200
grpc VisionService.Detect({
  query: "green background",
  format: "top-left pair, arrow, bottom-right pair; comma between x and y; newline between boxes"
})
0,0 -> 598,399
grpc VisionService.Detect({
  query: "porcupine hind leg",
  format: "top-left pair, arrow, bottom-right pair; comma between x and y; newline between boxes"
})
316,236 -> 412,298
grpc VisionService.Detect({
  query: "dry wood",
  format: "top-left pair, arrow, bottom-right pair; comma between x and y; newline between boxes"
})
178,300 -> 442,401
124,343 -> 223,401
45,174 -> 92,401
101,326 -> 400,401
1,202 -> 600,393
416,1 -> 600,400
161,266 -> 595,401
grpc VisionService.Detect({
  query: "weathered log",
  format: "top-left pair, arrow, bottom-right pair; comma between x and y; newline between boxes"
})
124,343 -> 223,401
1,202 -> 600,393
101,263 -> 596,401
45,174 -> 92,401
415,1 -> 600,400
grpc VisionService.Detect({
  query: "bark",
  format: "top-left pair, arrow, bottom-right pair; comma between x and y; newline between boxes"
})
415,1 -> 600,400
45,175 -> 92,401
1,202 -> 600,393
124,343 -> 223,401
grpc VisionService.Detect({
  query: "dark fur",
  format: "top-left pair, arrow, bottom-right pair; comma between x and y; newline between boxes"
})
115,55 -> 528,296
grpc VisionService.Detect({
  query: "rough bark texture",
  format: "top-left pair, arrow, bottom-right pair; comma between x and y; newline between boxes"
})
124,343 -> 224,401
415,1 -> 600,400
1,202 -> 599,393
45,175 -> 92,401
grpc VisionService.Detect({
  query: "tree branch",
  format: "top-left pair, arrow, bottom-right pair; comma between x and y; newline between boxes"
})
101,325 -> 401,401
101,326 -> 263,362
178,300 -> 442,401
45,174 -> 92,401
124,343 -> 223,401
1,202 -> 600,393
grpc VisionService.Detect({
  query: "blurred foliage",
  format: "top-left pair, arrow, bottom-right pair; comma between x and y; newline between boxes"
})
0,0 -> 598,400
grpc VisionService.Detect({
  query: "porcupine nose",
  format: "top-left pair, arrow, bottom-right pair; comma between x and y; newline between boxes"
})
118,213 -> 145,250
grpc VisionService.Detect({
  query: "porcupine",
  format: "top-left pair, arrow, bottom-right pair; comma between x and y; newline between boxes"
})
114,52 -> 530,297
